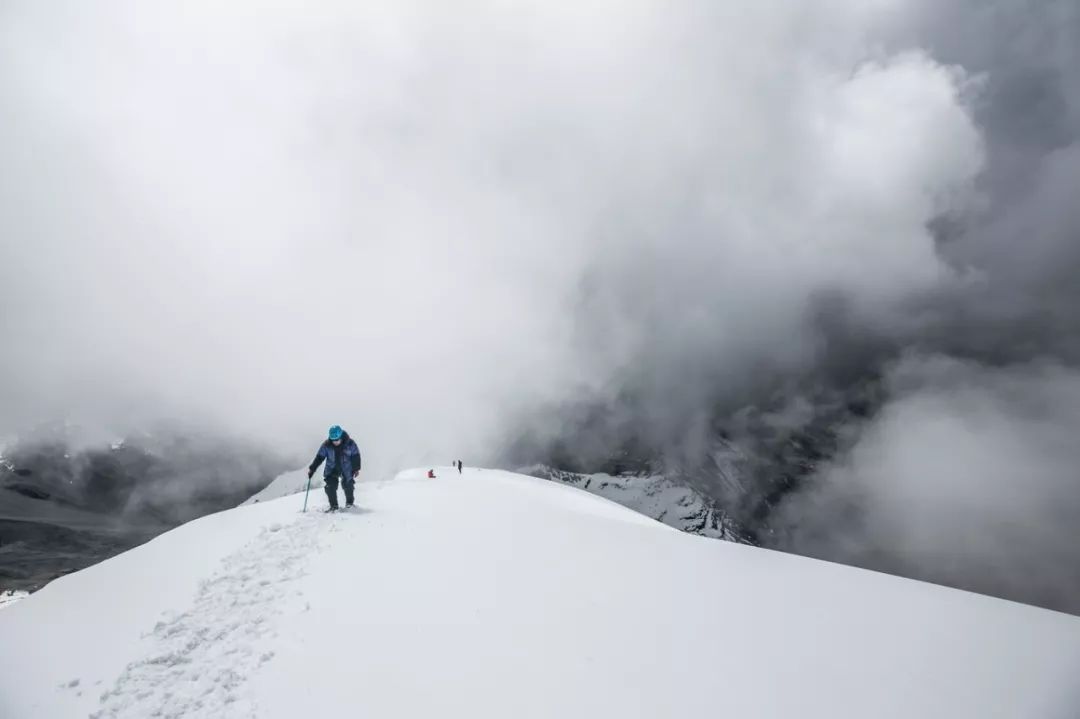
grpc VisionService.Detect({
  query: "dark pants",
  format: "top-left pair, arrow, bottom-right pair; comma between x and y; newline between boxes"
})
324,474 -> 355,508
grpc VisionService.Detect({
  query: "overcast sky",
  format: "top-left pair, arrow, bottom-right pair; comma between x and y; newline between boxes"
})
0,1 -> 982,457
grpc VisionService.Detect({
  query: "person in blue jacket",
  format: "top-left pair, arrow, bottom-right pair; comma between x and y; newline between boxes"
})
307,425 -> 361,510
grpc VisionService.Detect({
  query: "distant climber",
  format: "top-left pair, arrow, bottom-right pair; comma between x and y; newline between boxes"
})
427,469 -> 436,479
307,425 -> 361,511
456,460 -> 463,474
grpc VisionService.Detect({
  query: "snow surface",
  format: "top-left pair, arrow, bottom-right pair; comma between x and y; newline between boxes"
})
2,467 -> 1080,718
520,464 -> 740,539
0,589 -> 28,610
241,468 -> 316,506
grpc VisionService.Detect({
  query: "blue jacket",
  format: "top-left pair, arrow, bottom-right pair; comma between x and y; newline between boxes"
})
309,431 -> 362,479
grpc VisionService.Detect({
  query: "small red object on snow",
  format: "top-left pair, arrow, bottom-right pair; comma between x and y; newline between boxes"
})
427,469 -> 436,479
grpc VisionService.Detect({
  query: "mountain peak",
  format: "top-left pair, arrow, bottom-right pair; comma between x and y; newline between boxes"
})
2,468 -> 1079,718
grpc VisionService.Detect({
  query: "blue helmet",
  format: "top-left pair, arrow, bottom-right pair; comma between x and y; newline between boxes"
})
328,425 -> 343,441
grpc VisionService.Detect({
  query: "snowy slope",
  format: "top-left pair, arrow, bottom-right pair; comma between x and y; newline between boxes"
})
241,467 -> 316,505
521,464 -> 742,540
2,468 -> 1080,718
0,589 -> 28,609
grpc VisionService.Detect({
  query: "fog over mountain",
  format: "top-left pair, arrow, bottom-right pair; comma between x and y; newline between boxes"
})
2,1 -> 1078,612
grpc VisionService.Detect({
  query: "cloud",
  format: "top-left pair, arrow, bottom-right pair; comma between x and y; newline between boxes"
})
880,0 -> 1080,359
773,355 -> 1080,614
0,1 -> 984,478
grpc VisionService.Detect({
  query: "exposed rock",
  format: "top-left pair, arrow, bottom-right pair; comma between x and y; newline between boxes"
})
519,464 -> 749,542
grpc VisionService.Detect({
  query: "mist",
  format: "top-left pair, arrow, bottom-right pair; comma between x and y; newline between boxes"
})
0,1 -> 975,460
759,0 -> 1080,614
1,2 -> 1079,610
772,356 -> 1080,614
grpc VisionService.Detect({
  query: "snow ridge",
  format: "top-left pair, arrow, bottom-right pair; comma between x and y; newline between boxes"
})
92,517 -> 313,718
0,589 -> 29,610
521,465 -> 744,541
4,468 -> 1080,719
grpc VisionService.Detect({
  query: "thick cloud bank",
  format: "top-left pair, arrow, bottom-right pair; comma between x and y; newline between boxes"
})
773,357 -> 1080,614
0,2 -> 979,454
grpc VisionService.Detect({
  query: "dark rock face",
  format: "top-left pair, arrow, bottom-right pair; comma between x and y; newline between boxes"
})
0,434 -> 290,592
4,482 -> 50,501
0,518 -> 155,592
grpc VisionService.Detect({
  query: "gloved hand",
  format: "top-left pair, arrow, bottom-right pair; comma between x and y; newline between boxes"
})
307,468 -> 315,480
352,470 -> 359,479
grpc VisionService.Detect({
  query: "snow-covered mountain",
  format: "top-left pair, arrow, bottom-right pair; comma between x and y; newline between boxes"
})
0,433 -> 289,594
2,467 -> 1079,718
520,464 -> 744,541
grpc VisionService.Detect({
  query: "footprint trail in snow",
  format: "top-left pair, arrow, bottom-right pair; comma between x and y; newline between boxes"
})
92,515 -> 324,718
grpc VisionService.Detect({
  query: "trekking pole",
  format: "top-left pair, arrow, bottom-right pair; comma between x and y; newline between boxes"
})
302,472 -> 313,512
